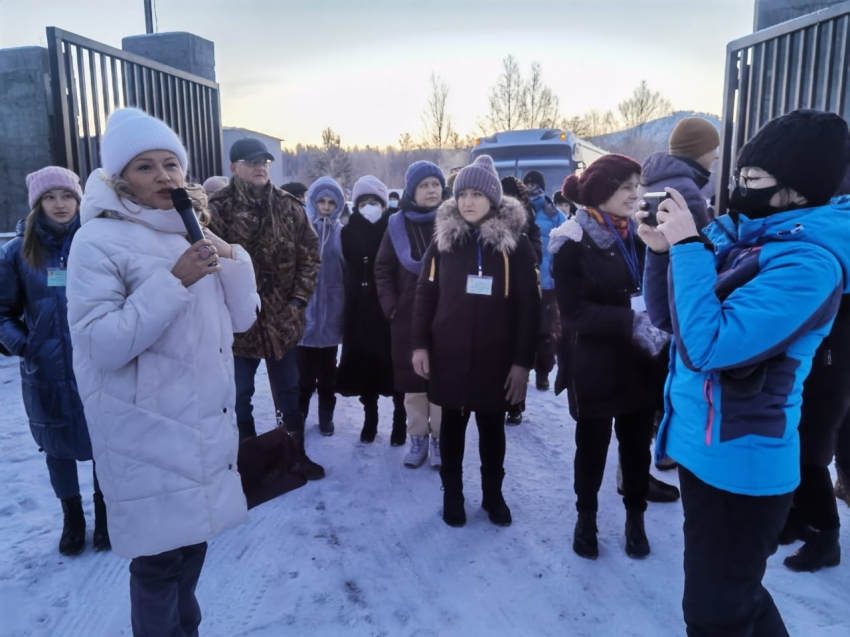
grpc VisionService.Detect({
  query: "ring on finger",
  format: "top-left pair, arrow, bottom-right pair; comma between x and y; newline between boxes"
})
197,245 -> 215,260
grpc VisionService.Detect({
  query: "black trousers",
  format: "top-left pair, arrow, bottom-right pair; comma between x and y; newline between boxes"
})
534,289 -> 560,376
679,467 -> 792,637
130,542 -> 208,637
793,371 -> 850,531
440,409 -> 506,478
574,408 -> 654,513
837,412 -> 850,475
297,346 -> 338,418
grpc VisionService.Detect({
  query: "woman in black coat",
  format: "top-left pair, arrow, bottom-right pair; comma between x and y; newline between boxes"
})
337,176 -> 407,445
0,166 -> 109,556
412,155 -> 540,528
550,154 -> 669,560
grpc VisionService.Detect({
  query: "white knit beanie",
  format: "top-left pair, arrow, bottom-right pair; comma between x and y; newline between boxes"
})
100,108 -> 189,178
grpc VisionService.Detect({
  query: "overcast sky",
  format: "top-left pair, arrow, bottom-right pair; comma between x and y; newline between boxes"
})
0,0 -> 756,147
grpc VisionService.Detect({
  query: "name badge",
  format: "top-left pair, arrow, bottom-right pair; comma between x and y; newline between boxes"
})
630,294 -> 646,312
47,269 -> 68,287
466,275 -> 493,296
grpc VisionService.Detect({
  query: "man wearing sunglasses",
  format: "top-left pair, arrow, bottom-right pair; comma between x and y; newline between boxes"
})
208,138 -> 325,480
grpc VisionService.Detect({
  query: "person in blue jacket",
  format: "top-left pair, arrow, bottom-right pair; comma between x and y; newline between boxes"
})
639,109 -> 850,637
298,177 -> 347,436
522,170 -> 567,391
0,166 -> 110,556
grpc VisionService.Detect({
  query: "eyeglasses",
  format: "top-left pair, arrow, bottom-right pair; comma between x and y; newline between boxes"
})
237,158 -> 271,168
730,170 -> 770,195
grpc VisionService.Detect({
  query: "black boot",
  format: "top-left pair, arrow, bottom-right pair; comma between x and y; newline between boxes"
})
390,397 -> 407,447
573,511 -> 598,559
481,469 -> 512,527
360,400 -> 379,443
289,430 -> 326,481
620,473 -> 681,503
59,495 -> 86,556
505,405 -> 523,426
625,510 -> 650,559
318,406 -> 335,437
779,506 -> 816,545
784,528 -> 841,572
440,470 -> 466,527
92,492 -> 111,552
836,467 -> 849,507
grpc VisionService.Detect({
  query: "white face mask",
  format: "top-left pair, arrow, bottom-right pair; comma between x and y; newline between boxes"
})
359,203 -> 383,223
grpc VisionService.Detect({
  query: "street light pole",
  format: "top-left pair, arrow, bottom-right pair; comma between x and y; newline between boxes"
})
144,0 -> 154,34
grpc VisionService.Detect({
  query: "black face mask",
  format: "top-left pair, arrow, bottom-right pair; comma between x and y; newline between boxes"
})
728,183 -> 787,220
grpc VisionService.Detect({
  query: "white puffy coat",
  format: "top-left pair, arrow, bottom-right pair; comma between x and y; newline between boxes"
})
67,171 -> 259,559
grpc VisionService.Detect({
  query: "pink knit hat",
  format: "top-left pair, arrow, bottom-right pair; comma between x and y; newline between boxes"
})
26,166 -> 83,209
352,175 -> 389,207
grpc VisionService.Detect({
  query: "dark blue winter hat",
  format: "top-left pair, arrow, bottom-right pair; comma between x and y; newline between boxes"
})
404,161 -> 446,199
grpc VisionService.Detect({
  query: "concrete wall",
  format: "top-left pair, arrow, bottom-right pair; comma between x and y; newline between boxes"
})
122,32 -> 216,81
754,0 -> 847,30
222,129 -> 285,186
0,46 -> 54,233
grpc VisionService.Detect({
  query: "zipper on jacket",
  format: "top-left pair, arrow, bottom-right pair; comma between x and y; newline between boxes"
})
703,376 -> 715,446
826,349 -> 833,366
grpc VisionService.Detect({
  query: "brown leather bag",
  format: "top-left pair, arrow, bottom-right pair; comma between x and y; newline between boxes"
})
236,311 -> 307,509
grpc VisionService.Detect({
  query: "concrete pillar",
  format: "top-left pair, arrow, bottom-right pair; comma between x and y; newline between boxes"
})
754,0 -> 846,31
122,32 -> 216,81
0,46 -> 54,233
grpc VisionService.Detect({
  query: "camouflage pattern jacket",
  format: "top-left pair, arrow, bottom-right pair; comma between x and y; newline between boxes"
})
209,178 -> 320,360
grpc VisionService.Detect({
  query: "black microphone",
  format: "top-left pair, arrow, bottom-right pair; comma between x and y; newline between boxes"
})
171,188 -> 204,244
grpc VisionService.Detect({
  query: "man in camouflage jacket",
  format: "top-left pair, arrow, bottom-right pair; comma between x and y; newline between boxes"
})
208,139 -> 323,478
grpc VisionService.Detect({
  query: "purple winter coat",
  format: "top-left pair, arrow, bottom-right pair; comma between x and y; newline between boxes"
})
639,153 -> 712,231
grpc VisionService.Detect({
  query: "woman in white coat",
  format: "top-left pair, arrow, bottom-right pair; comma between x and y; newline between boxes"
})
66,108 -> 260,637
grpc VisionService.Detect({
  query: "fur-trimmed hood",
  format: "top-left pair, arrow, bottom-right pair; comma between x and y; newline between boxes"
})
434,196 -> 527,253
548,208 -> 638,254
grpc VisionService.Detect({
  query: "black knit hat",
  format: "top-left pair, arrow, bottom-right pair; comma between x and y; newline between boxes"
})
281,182 -> 308,197
522,170 -> 546,190
737,109 -> 850,207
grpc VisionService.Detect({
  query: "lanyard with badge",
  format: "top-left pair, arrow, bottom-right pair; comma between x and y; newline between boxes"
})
600,213 -> 645,311
47,231 -> 74,287
466,231 -> 493,296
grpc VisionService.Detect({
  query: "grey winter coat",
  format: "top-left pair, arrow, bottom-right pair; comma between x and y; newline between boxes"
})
300,177 -> 347,348
639,153 -> 713,230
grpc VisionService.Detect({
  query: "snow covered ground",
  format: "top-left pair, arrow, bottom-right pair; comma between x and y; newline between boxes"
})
1,353 -> 848,637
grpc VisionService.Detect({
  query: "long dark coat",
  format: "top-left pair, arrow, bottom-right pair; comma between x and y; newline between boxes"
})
0,217 -> 92,460
336,210 -> 395,397
550,209 -> 663,420
374,211 -> 436,394
412,197 -> 540,413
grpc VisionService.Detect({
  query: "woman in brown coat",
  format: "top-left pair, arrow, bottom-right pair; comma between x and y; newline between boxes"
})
412,155 -> 540,528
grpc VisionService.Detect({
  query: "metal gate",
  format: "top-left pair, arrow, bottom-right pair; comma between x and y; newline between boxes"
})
46,27 -> 223,185
718,1 -> 850,214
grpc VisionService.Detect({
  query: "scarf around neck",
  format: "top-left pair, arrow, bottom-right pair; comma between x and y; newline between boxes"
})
388,207 -> 437,275
587,206 -> 630,239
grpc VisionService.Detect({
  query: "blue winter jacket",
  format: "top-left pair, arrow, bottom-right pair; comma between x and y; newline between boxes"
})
300,177 -> 347,348
646,196 -> 850,496
0,216 -> 92,460
532,196 -> 567,290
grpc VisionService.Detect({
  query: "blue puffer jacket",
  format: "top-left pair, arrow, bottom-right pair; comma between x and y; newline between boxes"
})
0,216 -> 92,460
646,196 -> 850,496
300,177 -> 347,348
532,196 -> 567,290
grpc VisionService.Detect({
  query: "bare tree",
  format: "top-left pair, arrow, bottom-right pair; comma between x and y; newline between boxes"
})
421,73 -> 456,150
321,127 -> 341,150
618,80 -> 673,136
522,62 -> 560,129
562,109 -> 619,139
485,55 -> 527,133
398,132 -> 416,152
310,127 -> 353,186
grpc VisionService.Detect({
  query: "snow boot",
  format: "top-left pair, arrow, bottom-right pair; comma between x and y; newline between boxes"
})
784,528 -> 841,572
404,435 -> 429,468
616,466 -> 680,503
481,469 -> 512,527
290,430 -> 326,481
92,492 -> 111,552
318,407 -> 335,437
573,511 -> 598,559
625,510 -> 651,559
360,401 -> 379,443
390,396 -> 407,446
59,495 -> 86,556
835,467 -> 849,506
505,407 -> 522,426
440,470 -> 466,527
654,456 -> 678,471
779,506 -> 816,546
535,372 -> 549,391
429,436 -> 442,469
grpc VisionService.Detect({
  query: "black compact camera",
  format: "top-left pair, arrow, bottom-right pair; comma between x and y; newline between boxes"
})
639,191 -> 672,227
